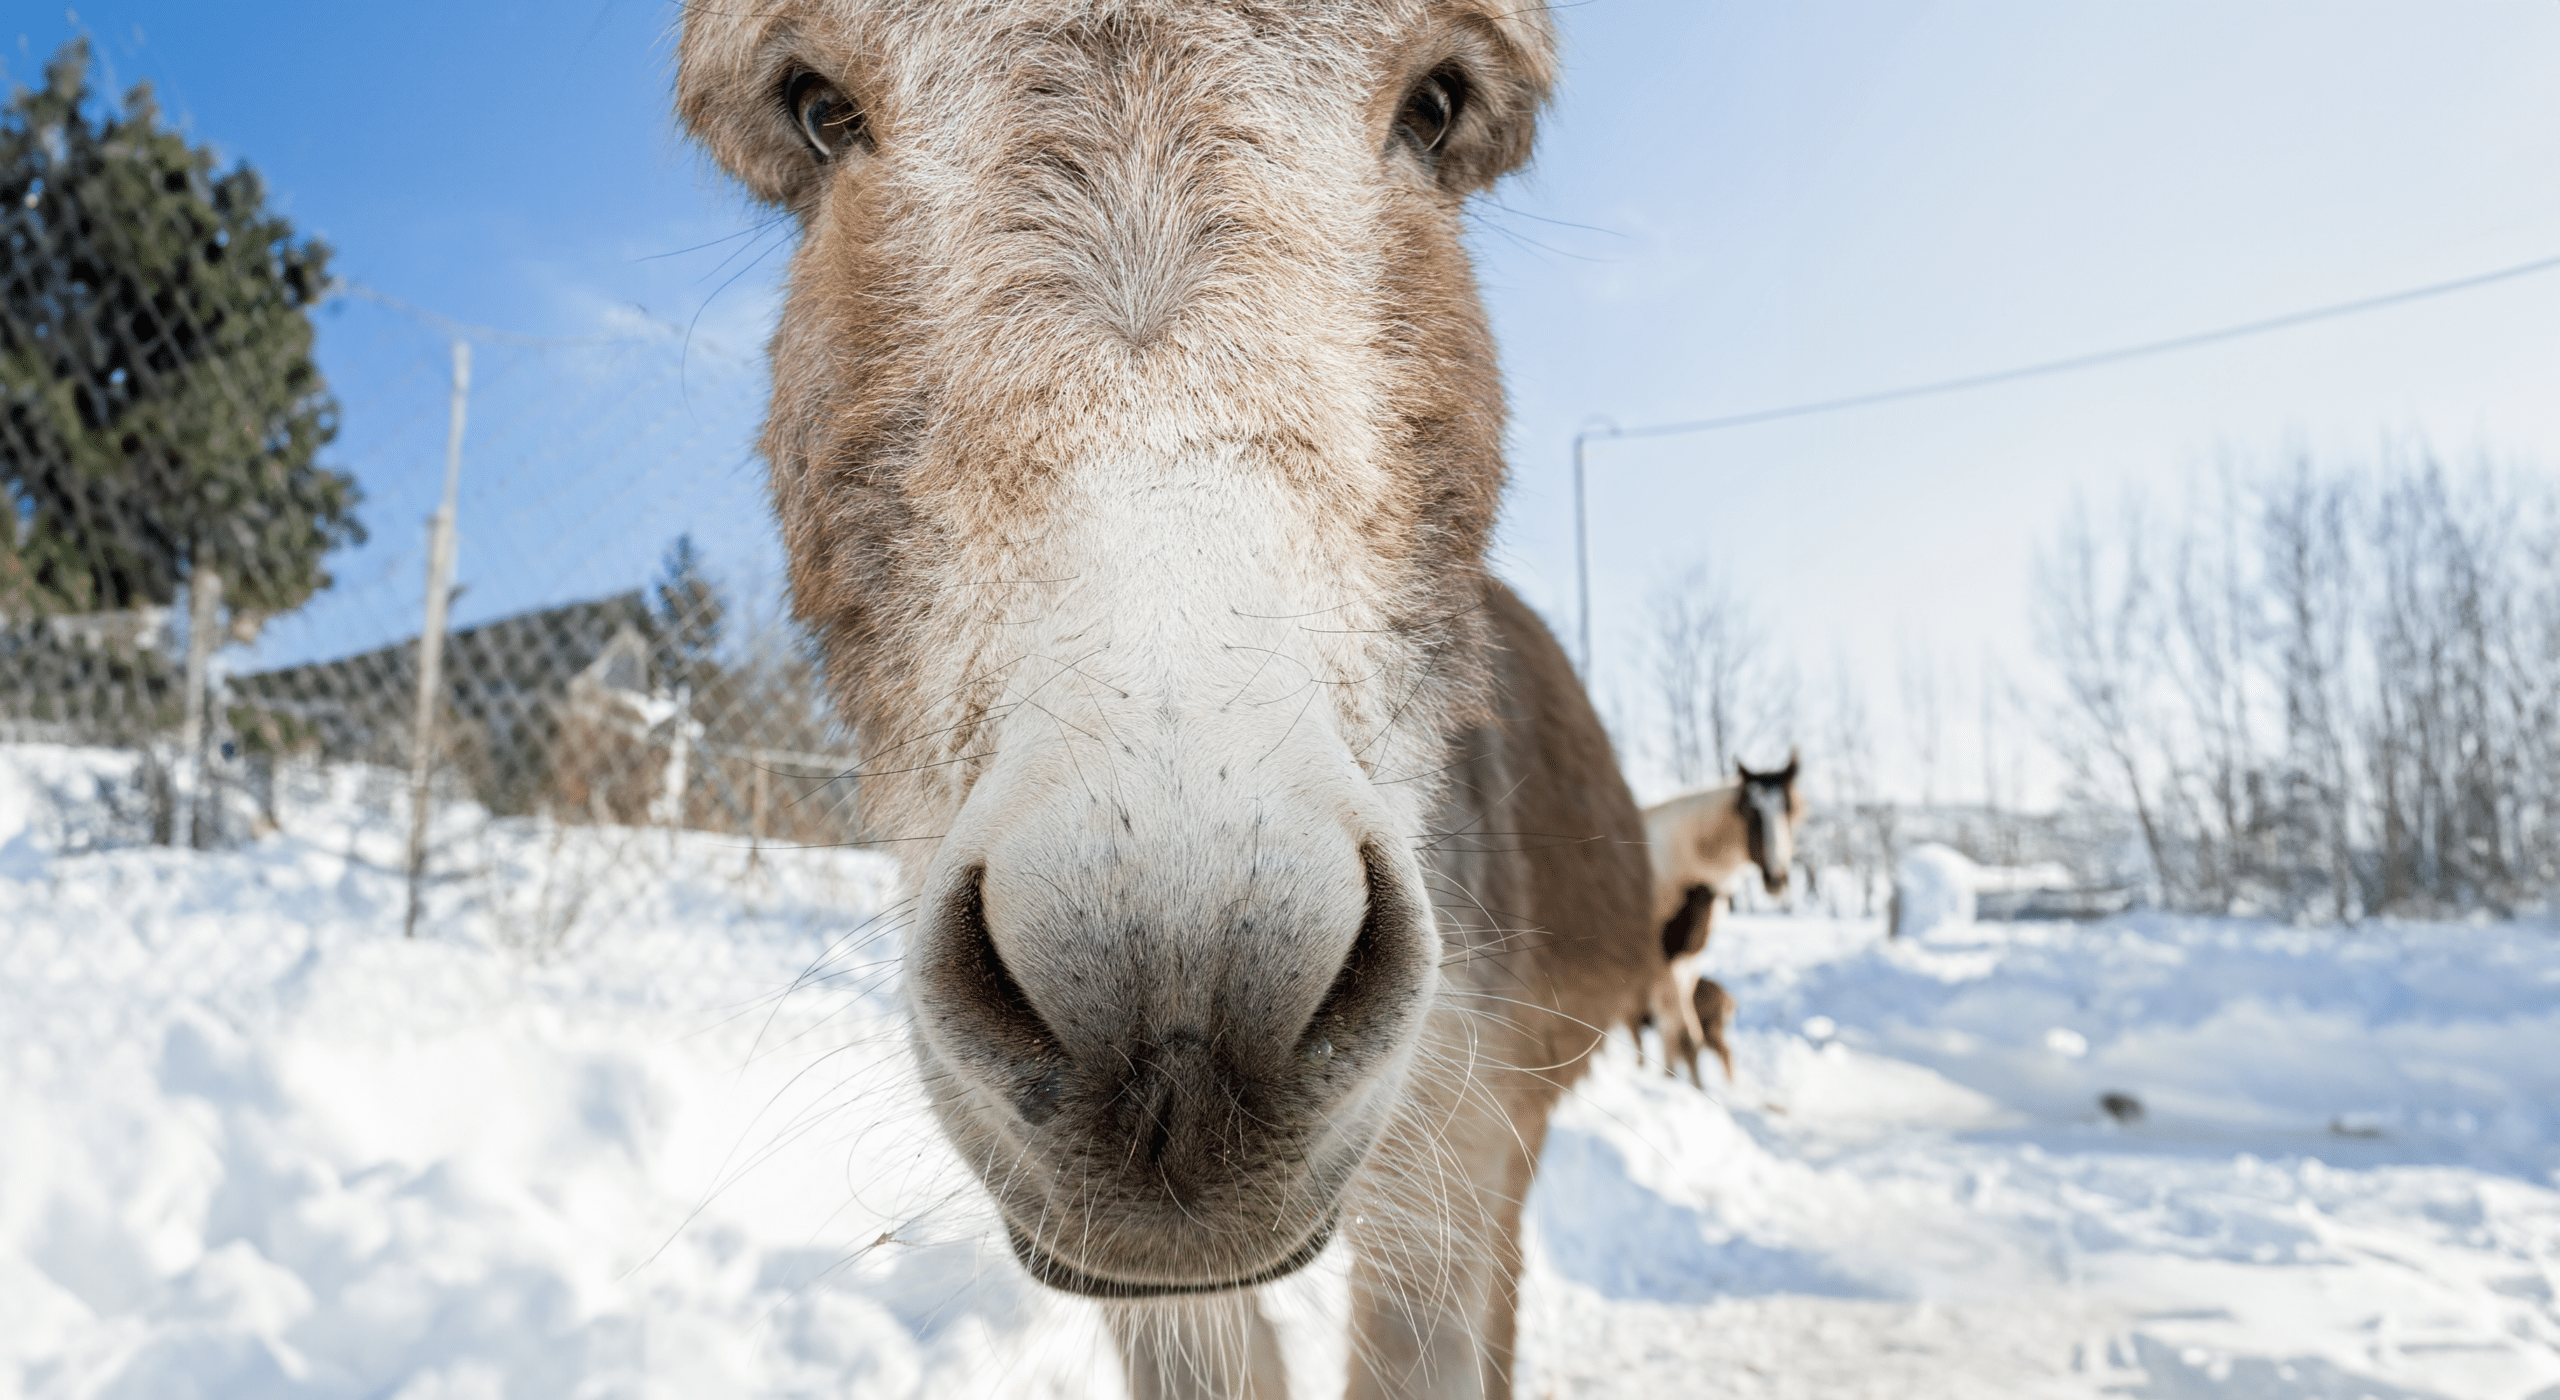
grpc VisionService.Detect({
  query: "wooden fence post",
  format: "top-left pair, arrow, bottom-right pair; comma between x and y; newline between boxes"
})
405,339 -> 470,938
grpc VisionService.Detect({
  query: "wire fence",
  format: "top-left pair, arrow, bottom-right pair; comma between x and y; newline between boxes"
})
21,101 -> 2551,957
5,170 -> 867,953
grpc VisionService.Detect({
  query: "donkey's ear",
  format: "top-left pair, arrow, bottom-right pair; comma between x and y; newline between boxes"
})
1780,748 -> 1800,783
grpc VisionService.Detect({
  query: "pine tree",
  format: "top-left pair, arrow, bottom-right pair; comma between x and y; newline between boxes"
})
650,534 -> 724,689
1,39 -> 362,625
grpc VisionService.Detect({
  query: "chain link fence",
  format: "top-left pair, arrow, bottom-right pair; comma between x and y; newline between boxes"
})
6,148 -> 866,952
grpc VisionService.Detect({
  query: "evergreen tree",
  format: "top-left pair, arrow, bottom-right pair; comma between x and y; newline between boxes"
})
1,38 -> 362,624
650,534 -> 724,689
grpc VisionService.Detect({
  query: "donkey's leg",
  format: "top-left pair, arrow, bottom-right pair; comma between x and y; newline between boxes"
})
1344,1211 -> 1497,1397
1673,997 -> 1707,1086
1343,1067 -> 1547,1400
1640,979 -> 1674,1075
1664,955 -> 1711,1087
1110,1294 -> 1288,1400
1695,978 -> 1738,1082
1472,1092 -> 1543,1400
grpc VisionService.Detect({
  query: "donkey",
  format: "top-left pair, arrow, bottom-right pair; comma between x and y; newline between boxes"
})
1690,976 -> 1736,1081
1633,754 -> 1803,1084
677,5 -> 1651,1397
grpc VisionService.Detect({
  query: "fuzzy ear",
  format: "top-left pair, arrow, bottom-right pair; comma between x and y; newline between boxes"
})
1779,747 -> 1800,784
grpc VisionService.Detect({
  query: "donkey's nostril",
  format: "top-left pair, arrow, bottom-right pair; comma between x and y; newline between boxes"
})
939,866 -> 1061,1067
1297,843 -> 1421,1071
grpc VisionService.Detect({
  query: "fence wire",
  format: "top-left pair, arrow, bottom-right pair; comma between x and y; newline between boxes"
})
6,178 -> 866,953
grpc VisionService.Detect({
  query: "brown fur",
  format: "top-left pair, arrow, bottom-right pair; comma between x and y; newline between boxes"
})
678,6 -> 1647,1396
1355,583 -> 1650,1395
676,1 -> 1556,839
1692,977 -> 1736,1081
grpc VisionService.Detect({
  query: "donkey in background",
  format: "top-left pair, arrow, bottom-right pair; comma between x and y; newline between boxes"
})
678,4 -> 1652,1396
1635,754 -> 1804,1084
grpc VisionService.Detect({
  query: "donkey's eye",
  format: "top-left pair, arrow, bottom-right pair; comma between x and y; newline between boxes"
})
787,71 -> 865,161
1397,70 -> 1463,154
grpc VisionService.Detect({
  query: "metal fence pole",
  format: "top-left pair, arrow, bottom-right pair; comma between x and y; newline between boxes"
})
748,758 -> 768,874
405,339 -> 470,938
663,681 -> 692,857
178,564 -> 223,848
1570,417 -> 1620,678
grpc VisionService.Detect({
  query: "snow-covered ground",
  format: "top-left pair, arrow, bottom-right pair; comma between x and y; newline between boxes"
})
1532,913 -> 2560,1398
6,744 -> 2557,1398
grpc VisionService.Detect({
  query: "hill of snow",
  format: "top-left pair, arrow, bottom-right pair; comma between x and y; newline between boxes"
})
5,745 -> 2557,1398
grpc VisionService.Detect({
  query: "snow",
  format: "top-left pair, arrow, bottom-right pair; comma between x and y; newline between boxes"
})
0,746 -> 1104,1398
1536,913 -> 2560,1398
6,744 -> 2559,1398
1893,842 -> 1978,940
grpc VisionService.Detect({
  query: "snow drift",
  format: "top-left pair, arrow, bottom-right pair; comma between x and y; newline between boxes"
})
5,745 -> 2558,1398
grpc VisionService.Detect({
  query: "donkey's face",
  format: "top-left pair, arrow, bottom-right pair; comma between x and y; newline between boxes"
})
1736,755 -> 1801,896
679,1 -> 1552,1296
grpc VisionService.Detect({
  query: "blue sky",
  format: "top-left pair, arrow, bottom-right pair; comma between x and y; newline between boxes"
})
18,3 -> 770,341
16,3 -> 2560,796
1483,4 -> 2560,731
14,3 -> 796,670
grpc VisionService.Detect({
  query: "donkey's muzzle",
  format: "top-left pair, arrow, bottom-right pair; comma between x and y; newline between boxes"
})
908,816 -> 1435,1293
1005,1213 -> 1340,1299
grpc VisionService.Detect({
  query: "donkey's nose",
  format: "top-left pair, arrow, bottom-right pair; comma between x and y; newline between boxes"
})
909,835 -> 1432,1151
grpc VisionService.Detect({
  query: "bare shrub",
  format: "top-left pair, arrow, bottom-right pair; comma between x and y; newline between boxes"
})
2035,446 -> 2560,918
1644,565 -> 1797,788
